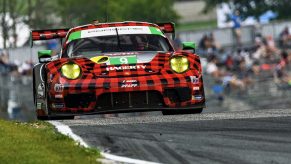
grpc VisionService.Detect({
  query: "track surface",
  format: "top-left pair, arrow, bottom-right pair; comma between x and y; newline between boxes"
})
60,109 -> 291,164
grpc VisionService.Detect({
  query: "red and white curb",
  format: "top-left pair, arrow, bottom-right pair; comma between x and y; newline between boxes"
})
49,121 -> 160,164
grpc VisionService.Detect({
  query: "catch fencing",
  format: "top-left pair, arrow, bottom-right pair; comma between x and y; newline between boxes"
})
179,20 -> 291,47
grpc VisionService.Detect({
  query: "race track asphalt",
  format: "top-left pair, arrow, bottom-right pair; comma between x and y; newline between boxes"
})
60,109 -> 291,164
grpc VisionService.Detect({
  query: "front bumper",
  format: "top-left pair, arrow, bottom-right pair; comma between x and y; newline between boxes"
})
48,75 -> 205,114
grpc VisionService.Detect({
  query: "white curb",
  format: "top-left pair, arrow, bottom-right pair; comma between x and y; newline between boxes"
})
49,121 -> 160,164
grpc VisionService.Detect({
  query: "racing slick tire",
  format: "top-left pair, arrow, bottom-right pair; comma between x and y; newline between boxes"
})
162,108 -> 203,115
37,115 -> 75,120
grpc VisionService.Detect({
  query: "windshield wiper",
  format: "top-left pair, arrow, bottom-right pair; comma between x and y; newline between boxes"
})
115,28 -> 121,51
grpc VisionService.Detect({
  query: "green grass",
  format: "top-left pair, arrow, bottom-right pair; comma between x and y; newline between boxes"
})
176,19 -> 217,32
0,120 -> 101,164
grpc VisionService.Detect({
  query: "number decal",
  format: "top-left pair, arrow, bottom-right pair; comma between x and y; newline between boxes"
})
109,55 -> 137,65
120,57 -> 128,64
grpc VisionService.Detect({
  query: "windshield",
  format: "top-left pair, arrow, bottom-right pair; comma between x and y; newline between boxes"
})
65,34 -> 173,57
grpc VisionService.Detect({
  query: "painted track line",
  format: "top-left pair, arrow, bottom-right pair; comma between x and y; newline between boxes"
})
49,121 -> 160,164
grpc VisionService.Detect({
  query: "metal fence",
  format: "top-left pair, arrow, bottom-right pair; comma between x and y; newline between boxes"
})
179,20 -> 291,47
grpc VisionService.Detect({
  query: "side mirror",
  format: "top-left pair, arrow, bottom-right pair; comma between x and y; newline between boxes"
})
38,50 -> 52,63
182,42 -> 195,53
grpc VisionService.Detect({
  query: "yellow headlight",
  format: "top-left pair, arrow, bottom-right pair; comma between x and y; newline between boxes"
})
170,56 -> 189,73
61,63 -> 81,79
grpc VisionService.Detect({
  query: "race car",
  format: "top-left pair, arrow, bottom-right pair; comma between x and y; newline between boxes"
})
31,21 -> 205,120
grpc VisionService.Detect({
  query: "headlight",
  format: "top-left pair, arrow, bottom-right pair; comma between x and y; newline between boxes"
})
61,63 -> 81,79
170,56 -> 189,73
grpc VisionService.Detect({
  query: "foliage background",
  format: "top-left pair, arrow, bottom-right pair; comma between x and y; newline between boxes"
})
0,0 -> 178,48
1,0 -> 291,48
202,0 -> 291,20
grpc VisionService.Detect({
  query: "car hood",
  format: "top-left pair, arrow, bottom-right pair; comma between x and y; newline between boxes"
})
74,51 -> 172,77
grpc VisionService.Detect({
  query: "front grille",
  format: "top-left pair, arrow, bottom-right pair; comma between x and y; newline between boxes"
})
164,87 -> 192,103
64,93 -> 96,108
96,91 -> 164,110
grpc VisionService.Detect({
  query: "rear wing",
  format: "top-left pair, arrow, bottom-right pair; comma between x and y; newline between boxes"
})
29,23 -> 175,46
156,22 -> 175,39
30,28 -> 69,47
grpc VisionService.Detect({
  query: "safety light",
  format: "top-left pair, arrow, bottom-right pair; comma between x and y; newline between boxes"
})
170,56 -> 189,73
61,63 -> 81,79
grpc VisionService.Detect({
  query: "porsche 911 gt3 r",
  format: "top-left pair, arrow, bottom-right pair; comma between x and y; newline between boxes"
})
31,21 -> 205,120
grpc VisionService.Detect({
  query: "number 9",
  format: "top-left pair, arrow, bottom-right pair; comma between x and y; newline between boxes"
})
120,57 -> 128,64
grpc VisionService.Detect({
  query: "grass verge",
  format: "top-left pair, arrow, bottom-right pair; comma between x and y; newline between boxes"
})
0,120 -> 101,164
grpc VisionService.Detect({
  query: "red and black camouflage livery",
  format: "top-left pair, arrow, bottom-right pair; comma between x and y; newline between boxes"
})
46,52 -> 204,113
32,21 -> 205,119
31,29 -> 69,41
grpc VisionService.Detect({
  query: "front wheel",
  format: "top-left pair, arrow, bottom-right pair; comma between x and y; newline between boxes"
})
162,108 -> 203,115
37,115 -> 49,120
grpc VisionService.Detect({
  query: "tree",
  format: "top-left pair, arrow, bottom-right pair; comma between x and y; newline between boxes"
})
1,0 -> 179,48
56,0 -> 179,27
56,0 -> 108,27
202,0 -> 291,20
7,0 -> 29,48
25,0 -> 60,29
1,0 -> 8,48
109,0 -> 179,23
1,0 -> 59,48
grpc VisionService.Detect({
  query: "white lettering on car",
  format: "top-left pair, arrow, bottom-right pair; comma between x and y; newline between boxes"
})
54,84 -> 64,92
121,84 -> 138,88
106,65 -> 146,71
121,79 -> 138,88
190,76 -> 199,84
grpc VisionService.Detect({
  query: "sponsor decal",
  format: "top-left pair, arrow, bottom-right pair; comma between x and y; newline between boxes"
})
67,26 -> 165,43
37,103 -> 42,109
190,76 -> 199,84
121,80 -> 138,88
193,95 -> 203,100
54,84 -> 64,92
37,83 -> 45,98
82,26 -> 163,38
90,56 -> 109,64
106,65 -> 146,71
52,103 -> 65,108
55,94 -> 63,98
193,87 -> 200,91
105,52 -> 139,56
109,55 -> 137,65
